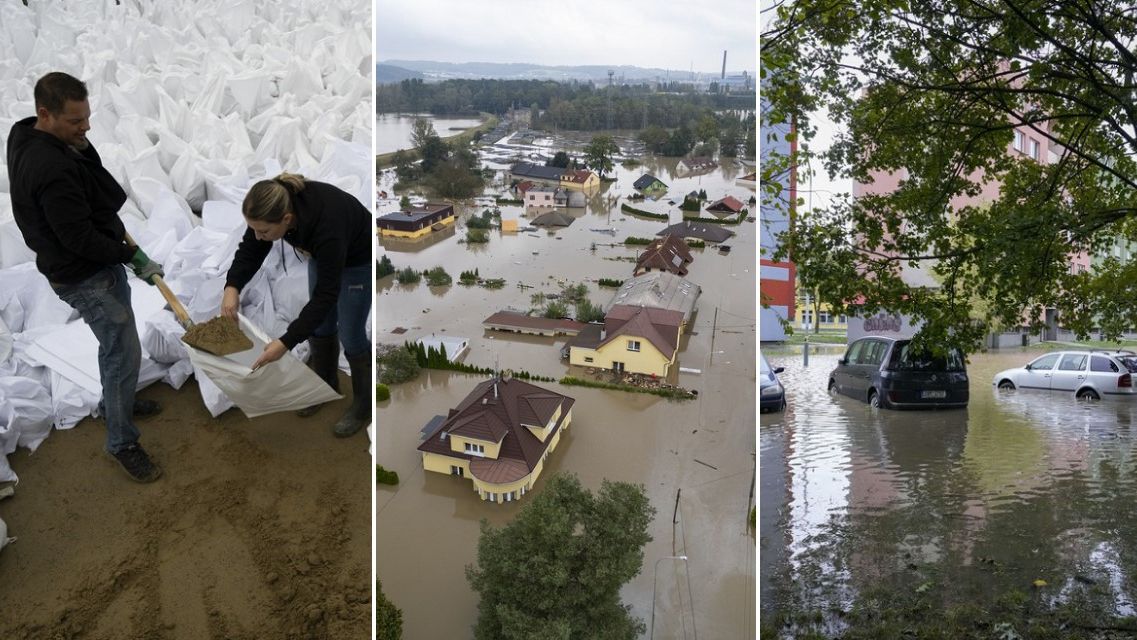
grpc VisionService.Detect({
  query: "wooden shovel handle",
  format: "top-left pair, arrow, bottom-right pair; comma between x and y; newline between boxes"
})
123,232 -> 192,328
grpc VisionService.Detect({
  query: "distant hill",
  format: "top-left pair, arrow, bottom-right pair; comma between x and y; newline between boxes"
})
376,64 -> 425,83
377,60 -> 752,84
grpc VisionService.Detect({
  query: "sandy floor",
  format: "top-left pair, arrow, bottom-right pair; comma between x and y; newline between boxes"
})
0,377 -> 371,640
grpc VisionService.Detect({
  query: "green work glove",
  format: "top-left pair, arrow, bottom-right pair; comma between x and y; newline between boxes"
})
129,248 -> 164,285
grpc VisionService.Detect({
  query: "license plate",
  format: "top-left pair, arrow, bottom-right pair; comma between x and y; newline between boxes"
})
922,390 -> 947,399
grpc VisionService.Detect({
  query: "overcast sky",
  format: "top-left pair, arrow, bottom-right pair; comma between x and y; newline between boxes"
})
376,0 -> 756,73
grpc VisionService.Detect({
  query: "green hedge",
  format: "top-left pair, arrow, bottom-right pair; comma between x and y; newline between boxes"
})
376,383 -> 391,402
559,376 -> 695,400
597,278 -> 625,288
623,236 -> 653,245
620,203 -> 669,221
376,465 -> 399,485
404,341 -> 555,381
682,208 -> 748,225
495,197 -> 523,205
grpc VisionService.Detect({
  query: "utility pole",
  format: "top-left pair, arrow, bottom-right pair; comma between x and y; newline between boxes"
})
607,69 -> 615,130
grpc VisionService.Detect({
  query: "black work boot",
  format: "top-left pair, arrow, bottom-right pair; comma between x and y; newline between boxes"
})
333,353 -> 372,438
298,333 -> 341,417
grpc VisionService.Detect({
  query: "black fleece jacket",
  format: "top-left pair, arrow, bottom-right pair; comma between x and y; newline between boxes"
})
225,181 -> 371,349
7,117 -> 135,284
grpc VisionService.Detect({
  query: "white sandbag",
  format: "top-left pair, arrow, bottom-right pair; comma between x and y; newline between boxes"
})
0,516 -> 15,554
187,314 -> 339,418
0,263 -> 76,333
0,375 -> 54,482
142,312 -> 189,364
0,220 -> 35,269
201,200 -> 245,233
0,316 -> 10,364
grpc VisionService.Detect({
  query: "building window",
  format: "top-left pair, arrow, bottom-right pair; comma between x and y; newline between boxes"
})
1013,130 -> 1024,152
450,465 -> 464,477
627,340 -> 641,352
1030,139 -> 1040,160
584,356 -> 594,363
464,442 -> 485,455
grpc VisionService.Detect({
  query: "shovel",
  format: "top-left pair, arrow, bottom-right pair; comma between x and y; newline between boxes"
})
124,232 -> 251,357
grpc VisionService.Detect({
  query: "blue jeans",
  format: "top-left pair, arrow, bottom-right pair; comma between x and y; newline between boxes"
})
50,264 -> 141,454
308,261 -> 372,358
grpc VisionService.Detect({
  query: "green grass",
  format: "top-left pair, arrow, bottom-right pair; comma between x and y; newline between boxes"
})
782,330 -> 849,345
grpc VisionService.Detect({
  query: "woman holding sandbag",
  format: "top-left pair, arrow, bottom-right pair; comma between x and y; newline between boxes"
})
221,173 -> 371,438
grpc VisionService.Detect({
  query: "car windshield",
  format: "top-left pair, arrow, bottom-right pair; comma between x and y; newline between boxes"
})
759,355 -> 770,374
888,341 -> 965,371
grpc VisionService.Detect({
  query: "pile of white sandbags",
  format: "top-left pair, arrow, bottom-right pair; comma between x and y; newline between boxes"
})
0,0 -> 372,482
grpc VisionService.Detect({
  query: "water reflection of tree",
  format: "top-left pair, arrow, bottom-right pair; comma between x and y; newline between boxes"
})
771,404 -> 1137,631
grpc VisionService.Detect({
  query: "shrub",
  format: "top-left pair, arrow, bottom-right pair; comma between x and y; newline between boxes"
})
459,269 -> 479,285
377,254 -> 395,278
376,344 -> 421,384
376,465 -> 400,485
598,278 -> 624,288
395,266 -> 421,284
623,237 -> 653,245
559,376 -> 695,400
425,266 -> 452,286
482,278 -> 506,289
544,301 -> 568,319
467,211 -> 493,229
376,383 -> 391,402
575,299 -> 605,323
466,229 -> 489,243
686,240 -> 706,249
620,203 -> 668,220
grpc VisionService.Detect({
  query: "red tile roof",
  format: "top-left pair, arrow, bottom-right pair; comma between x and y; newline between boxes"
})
635,235 -> 693,275
706,196 -> 745,213
565,170 -> 595,184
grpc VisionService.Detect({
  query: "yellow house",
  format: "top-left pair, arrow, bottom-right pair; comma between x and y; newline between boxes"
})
560,169 -> 600,192
568,305 -> 684,377
501,218 -> 519,233
417,376 -> 575,503
794,297 -> 848,331
375,204 -> 456,238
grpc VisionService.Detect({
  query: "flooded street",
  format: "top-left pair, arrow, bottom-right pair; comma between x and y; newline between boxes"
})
760,347 -> 1137,631
376,135 -> 757,638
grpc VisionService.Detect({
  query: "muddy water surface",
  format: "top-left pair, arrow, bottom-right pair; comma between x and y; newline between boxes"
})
377,157 -> 756,639
375,114 -> 485,154
761,347 -> 1137,628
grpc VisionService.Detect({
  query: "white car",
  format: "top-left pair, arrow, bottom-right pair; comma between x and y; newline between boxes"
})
992,350 -> 1137,400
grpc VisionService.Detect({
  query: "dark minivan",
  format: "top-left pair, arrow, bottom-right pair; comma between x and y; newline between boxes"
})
828,337 -> 969,409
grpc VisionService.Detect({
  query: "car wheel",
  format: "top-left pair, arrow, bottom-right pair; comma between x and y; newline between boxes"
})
997,380 -> 1016,391
869,390 -> 881,409
1076,388 -> 1100,401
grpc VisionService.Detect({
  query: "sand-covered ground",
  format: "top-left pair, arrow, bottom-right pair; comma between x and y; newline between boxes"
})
0,378 -> 371,640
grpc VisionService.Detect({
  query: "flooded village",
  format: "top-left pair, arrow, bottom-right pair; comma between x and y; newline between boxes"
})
375,109 -> 758,638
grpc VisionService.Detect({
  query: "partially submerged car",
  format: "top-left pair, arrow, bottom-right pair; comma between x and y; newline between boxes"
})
828,337 -> 969,409
993,350 -> 1137,400
760,353 -> 786,413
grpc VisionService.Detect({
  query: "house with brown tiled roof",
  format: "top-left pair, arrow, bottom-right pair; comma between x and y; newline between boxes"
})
567,305 -> 685,377
706,195 -> 745,214
676,156 -> 718,176
417,376 -> 575,503
559,169 -> 599,192
634,235 -> 694,277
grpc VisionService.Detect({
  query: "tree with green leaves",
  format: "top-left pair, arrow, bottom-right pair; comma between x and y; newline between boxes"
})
547,151 -> 572,168
466,473 -> 654,640
376,579 -> 403,640
410,117 -> 438,151
583,135 -> 619,179
762,0 -> 1137,352
543,301 -> 568,319
398,194 -> 411,210
377,254 -> 395,278
575,299 -> 605,323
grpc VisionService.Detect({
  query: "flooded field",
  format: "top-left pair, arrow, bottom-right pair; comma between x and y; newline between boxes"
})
376,151 -> 757,638
761,347 -> 1137,632
375,113 -> 485,154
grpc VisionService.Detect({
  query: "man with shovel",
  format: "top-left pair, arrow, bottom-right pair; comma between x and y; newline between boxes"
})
7,72 -> 165,483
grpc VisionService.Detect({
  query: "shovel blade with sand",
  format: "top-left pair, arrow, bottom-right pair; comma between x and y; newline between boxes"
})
123,232 -> 252,357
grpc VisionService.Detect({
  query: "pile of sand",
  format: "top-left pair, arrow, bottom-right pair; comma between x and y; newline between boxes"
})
182,317 -> 254,355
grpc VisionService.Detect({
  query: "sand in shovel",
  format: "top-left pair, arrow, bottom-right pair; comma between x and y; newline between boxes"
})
182,316 -> 254,356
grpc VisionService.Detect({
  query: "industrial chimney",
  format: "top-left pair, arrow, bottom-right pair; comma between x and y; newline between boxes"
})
721,50 -> 727,79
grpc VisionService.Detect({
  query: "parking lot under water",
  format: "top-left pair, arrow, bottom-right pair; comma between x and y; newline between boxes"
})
761,347 -> 1137,632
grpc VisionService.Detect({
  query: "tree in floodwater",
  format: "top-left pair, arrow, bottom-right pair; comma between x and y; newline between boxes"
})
466,473 -> 654,640
583,135 -> 619,179
762,0 -> 1137,352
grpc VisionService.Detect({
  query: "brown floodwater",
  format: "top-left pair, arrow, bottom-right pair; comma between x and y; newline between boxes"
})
761,347 -> 1137,630
376,155 -> 757,639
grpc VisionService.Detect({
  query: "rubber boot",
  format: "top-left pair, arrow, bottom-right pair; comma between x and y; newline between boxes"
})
298,333 -> 340,417
333,353 -> 372,438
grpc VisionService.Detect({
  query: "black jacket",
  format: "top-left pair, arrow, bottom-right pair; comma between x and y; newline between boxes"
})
7,117 -> 134,284
226,181 -> 371,349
